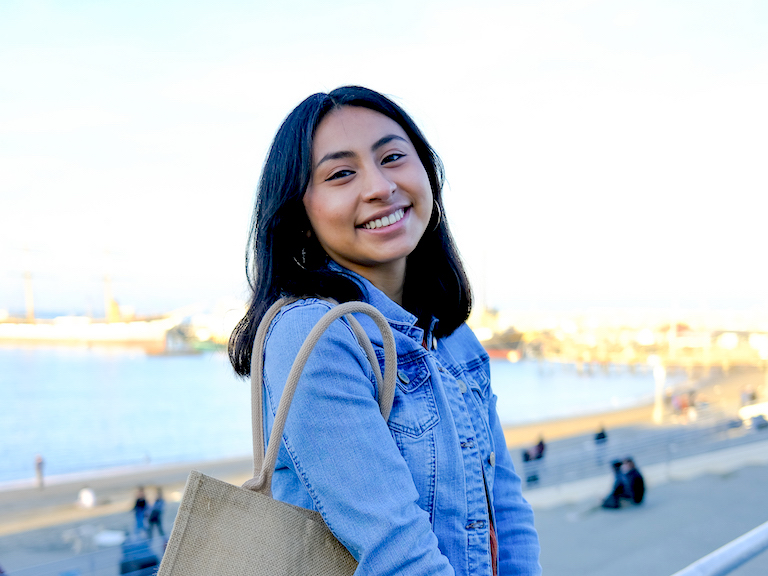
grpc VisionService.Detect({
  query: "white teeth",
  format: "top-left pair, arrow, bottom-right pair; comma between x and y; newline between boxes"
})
364,208 -> 405,229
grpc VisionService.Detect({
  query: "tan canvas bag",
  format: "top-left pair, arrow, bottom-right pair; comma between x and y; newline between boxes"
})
157,299 -> 397,575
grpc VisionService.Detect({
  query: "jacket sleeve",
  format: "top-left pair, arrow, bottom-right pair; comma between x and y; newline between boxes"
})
262,300 -> 455,576
489,392 -> 542,574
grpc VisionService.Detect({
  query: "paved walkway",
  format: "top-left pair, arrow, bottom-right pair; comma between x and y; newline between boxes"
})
535,462 -> 768,575
1,441 -> 767,574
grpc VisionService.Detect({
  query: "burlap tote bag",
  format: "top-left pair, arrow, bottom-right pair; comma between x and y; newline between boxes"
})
157,299 -> 396,575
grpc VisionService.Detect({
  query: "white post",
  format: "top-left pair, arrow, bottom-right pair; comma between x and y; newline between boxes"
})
653,364 -> 666,424
23,246 -> 34,321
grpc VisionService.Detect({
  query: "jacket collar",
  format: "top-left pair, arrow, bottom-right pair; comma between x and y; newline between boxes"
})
327,261 -> 427,345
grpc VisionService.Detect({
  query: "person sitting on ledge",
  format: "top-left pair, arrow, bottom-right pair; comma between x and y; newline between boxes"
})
622,458 -> 645,504
602,457 -> 644,508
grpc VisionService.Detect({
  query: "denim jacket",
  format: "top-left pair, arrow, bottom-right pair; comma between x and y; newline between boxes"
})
261,270 -> 541,575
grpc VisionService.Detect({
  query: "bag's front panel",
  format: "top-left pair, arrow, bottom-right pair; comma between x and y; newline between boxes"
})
160,473 -> 357,575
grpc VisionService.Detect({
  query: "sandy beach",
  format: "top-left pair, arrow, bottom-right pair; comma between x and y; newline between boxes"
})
0,366 -> 765,573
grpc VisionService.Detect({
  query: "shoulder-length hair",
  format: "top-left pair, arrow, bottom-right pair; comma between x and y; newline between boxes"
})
229,86 -> 472,377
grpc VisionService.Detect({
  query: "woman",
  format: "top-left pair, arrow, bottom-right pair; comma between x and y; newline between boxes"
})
229,86 -> 541,575
147,486 -> 165,539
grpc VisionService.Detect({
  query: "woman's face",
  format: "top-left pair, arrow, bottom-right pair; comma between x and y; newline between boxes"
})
303,106 -> 433,289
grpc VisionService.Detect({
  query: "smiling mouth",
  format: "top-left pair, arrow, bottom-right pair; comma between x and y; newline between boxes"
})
361,208 -> 406,230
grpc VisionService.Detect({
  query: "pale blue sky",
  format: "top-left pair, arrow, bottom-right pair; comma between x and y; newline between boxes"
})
1,0 -> 767,316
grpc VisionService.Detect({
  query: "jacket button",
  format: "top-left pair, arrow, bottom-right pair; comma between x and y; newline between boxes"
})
489,452 -> 496,467
457,380 -> 467,393
397,370 -> 410,384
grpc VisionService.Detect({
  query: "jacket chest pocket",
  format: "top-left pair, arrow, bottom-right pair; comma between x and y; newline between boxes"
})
386,355 -> 440,438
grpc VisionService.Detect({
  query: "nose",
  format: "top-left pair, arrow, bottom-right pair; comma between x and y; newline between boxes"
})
362,165 -> 396,201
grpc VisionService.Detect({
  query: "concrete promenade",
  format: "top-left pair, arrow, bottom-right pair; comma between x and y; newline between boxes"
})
1,435 -> 767,575
531,439 -> 768,575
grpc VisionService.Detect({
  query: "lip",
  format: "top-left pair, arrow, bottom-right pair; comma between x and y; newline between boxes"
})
357,206 -> 410,229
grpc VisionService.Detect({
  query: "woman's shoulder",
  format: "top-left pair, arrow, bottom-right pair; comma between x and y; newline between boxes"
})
273,297 -> 336,318
262,297 -> 377,386
443,322 -> 483,346
265,297 -> 363,352
441,322 -> 489,366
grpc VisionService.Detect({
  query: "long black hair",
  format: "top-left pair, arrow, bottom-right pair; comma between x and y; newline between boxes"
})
229,86 -> 472,377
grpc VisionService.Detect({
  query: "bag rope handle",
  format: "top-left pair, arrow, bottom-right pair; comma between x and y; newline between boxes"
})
243,299 -> 397,497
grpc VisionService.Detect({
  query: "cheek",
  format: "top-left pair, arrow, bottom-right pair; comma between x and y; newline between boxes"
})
412,168 -> 433,206
303,190 -> 326,228
304,194 -> 345,242
417,183 -> 434,219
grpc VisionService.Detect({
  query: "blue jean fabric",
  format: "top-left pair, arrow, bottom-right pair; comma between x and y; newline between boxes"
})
261,272 -> 541,575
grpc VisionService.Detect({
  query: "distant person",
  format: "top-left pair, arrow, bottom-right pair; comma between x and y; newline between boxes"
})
741,387 -> 757,406
522,436 -> 545,462
522,436 -> 546,484
594,426 -> 607,443
133,486 -> 148,536
601,460 -> 627,509
601,457 -> 644,508
35,454 -> 44,489
147,487 -> 165,539
594,425 -> 608,465
622,458 -> 645,504
671,394 -> 682,415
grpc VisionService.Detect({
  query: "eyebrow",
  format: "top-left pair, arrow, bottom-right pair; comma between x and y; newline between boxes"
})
372,134 -> 407,151
315,134 -> 408,170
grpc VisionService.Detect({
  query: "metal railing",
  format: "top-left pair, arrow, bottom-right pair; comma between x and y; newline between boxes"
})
8,536 -> 163,576
670,520 -> 768,576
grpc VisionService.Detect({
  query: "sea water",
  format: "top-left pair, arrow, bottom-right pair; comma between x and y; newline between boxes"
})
0,346 -> 672,484
0,346 -> 252,484
491,360 -> 666,425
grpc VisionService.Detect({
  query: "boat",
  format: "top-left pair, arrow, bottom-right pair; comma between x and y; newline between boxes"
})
0,315 -> 182,354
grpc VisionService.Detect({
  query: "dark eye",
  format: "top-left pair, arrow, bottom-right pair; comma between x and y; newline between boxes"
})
325,169 -> 355,181
382,153 -> 405,164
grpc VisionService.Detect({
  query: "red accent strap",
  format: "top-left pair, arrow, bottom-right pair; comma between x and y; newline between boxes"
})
490,522 -> 498,576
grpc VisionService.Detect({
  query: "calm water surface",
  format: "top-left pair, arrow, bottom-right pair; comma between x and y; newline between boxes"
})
0,346 -> 673,483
